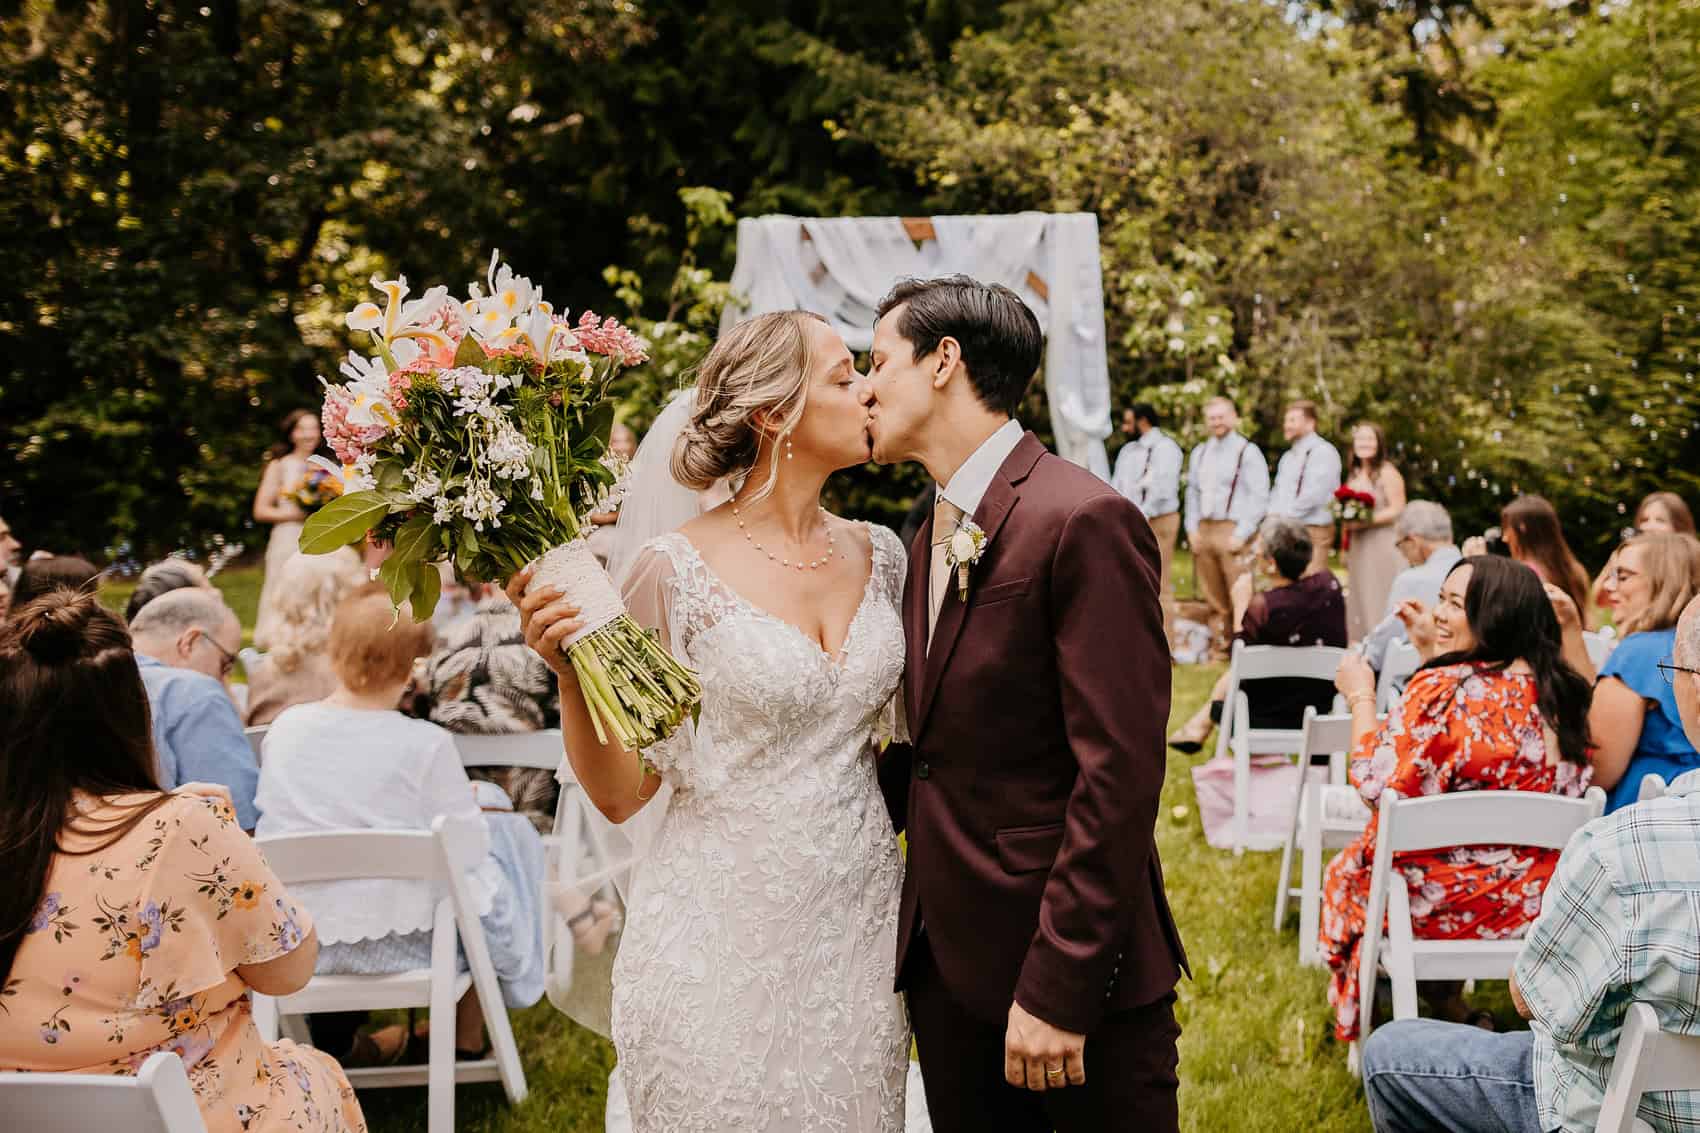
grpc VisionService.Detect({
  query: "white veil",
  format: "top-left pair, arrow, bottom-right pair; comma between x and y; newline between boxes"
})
546,386 -> 703,1039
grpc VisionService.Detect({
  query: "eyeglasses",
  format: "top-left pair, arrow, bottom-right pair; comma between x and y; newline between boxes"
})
1658,660 -> 1700,687
198,632 -> 238,679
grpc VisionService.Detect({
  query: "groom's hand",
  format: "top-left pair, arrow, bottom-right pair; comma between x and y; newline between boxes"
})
1004,1000 -> 1086,1091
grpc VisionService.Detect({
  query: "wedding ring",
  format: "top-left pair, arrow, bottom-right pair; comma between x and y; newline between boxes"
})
1045,1065 -> 1065,1081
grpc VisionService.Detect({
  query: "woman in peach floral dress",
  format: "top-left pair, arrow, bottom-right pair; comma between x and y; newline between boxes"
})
0,590 -> 364,1133
1321,555 -> 1595,1041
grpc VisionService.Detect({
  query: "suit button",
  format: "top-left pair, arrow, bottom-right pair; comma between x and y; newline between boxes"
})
916,761 -> 931,780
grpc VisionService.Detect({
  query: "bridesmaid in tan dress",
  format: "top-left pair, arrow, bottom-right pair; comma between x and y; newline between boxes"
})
1342,421 -> 1406,641
251,410 -> 323,650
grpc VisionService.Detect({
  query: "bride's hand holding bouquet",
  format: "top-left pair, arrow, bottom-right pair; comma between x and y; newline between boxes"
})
298,252 -> 700,754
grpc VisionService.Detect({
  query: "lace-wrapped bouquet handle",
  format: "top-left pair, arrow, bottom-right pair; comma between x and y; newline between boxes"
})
299,250 -> 701,748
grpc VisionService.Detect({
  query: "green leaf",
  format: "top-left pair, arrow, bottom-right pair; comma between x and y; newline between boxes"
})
377,552 -> 417,611
412,558 -> 442,620
375,461 -> 406,493
299,491 -> 392,554
453,333 -> 486,369
390,514 -> 436,566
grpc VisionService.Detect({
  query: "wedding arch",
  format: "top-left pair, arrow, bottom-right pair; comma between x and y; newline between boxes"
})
720,213 -> 1114,478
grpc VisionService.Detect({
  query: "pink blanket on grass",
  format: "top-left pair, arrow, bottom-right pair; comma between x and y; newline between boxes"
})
1190,753 -> 1303,851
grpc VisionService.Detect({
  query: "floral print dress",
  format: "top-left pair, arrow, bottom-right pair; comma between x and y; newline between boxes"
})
0,793 -> 365,1133
1319,663 -> 1592,1041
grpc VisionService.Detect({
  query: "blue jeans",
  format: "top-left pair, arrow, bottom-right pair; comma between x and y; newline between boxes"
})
1361,1020 -> 1551,1133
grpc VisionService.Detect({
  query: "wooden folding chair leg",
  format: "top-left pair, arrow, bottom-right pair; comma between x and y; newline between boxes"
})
1273,764 -> 1309,932
1299,783 -> 1326,968
428,906 -> 458,1133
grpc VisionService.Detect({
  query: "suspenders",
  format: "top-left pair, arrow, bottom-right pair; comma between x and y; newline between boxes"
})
1221,439 -> 1248,516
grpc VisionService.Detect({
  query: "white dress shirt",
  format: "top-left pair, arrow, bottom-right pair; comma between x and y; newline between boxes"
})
1112,427 -> 1184,519
1184,433 -> 1269,542
938,418 -> 1026,521
1270,431 -> 1343,526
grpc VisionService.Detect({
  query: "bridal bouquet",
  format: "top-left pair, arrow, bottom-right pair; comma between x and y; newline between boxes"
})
299,253 -> 701,749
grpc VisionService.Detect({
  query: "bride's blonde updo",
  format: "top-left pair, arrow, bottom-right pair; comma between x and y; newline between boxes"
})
672,311 -> 826,495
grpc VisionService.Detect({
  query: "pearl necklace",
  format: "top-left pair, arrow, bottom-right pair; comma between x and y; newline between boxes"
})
731,500 -> 837,571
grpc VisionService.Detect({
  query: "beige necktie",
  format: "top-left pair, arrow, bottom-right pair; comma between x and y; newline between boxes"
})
928,495 -> 965,648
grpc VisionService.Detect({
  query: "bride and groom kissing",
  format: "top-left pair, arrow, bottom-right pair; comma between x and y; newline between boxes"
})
510,275 -> 1189,1132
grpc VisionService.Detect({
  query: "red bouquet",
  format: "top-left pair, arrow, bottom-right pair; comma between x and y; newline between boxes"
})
1331,486 -> 1377,548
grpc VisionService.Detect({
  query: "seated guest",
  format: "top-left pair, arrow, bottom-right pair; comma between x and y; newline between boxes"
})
1322,555 -> 1593,1043
1168,517 -> 1347,752
411,580 -> 562,834
1591,491 -> 1696,615
256,584 -> 546,1065
244,548 -> 364,726
124,557 -> 216,621
1357,593 -> 1700,1133
9,554 -> 100,610
129,588 -> 260,829
1360,501 -> 1462,672
1467,495 -> 1593,630
0,591 -> 364,1133
1588,532 -> 1700,812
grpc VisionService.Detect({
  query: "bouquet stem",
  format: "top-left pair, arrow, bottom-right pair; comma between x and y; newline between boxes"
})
529,540 -> 701,754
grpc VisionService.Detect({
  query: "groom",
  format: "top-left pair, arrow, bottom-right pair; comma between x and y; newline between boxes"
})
864,276 -> 1188,1132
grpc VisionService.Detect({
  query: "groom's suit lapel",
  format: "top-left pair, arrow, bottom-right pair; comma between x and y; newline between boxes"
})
912,432 -> 1043,739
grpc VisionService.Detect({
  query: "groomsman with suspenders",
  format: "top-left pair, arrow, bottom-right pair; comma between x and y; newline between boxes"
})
1113,404 -> 1184,651
1183,396 -> 1269,658
1268,399 -> 1342,578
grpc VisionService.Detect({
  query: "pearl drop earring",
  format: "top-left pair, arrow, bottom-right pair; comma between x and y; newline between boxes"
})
786,434 -> 794,460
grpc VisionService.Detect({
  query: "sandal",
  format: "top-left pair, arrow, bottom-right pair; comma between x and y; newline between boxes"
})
342,1023 -> 409,1068
553,886 -> 622,955
1465,1008 -> 1498,1032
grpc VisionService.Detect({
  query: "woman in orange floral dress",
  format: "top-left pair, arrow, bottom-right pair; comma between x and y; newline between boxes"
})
0,590 -> 365,1133
1321,555 -> 1595,1042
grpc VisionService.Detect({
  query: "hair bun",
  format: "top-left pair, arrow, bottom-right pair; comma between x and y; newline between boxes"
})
14,589 -> 100,664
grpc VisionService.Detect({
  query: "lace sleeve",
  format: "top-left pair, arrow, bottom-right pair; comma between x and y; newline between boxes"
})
869,524 -> 910,746
620,537 -> 697,775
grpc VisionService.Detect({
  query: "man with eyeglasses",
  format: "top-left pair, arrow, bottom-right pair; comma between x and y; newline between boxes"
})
129,587 -> 260,830
1359,593 -> 1700,1131
1359,501 -> 1461,672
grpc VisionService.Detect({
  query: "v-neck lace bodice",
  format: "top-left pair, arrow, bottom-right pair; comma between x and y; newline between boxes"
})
608,523 -> 911,1131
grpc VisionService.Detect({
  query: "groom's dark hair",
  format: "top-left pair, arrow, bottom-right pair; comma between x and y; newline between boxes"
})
875,275 -> 1043,416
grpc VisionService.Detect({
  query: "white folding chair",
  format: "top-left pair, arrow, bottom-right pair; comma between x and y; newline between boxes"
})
0,1050 -> 206,1133
1596,1002 -> 1700,1133
1213,641 -> 1351,852
453,730 -> 567,773
244,725 -> 268,764
1637,773 -> 1670,803
1376,639 -> 1422,714
1273,709 -> 1372,966
1352,785 -> 1607,1068
251,816 -> 527,1133
1584,630 -> 1617,670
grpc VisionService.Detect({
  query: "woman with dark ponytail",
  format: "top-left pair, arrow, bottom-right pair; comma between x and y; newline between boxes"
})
0,590 -> 365,1133
1318,555 -> 1595,1043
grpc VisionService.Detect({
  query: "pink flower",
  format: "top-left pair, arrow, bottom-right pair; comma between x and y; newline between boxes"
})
569,311 -> 648,366
321,387 -> 386,465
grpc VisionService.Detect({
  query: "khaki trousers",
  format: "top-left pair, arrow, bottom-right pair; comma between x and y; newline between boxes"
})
1147,512 -> 1181,650
1306,523 -> 1336,577
1192,519 -> 1247,652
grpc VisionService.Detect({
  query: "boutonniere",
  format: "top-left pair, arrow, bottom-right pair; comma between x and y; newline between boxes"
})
944,517 -> 988,601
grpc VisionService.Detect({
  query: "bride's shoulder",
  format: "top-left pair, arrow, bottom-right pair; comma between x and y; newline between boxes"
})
855,521 -> 908,572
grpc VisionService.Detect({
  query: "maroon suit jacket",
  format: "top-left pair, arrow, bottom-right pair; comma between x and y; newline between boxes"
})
881,431 -> 1188,1034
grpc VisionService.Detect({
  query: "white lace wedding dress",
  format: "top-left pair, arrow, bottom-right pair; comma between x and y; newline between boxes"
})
608,523 -> 912,1132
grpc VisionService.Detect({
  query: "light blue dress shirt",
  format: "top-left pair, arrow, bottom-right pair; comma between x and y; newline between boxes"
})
136,654 -> 261,829
1361,544 -> 1462,670
1112,428 -> 1183,519
1270,431 -> 1342,526
1184,433 -> 1269,543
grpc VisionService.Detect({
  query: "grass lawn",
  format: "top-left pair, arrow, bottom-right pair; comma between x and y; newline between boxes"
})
103,553 -> 1377,1130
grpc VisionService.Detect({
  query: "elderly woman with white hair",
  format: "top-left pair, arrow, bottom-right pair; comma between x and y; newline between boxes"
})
1169,516 -> 1348,752
244,548 -> 365,725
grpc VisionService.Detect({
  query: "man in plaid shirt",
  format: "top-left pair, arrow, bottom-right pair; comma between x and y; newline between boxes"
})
1359,594 -> 1700,1133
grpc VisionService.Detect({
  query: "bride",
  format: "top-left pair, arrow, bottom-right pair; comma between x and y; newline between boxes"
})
508,311 -> 912,1130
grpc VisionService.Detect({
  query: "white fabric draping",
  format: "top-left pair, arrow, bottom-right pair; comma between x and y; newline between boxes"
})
721,212 -> 1112,478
